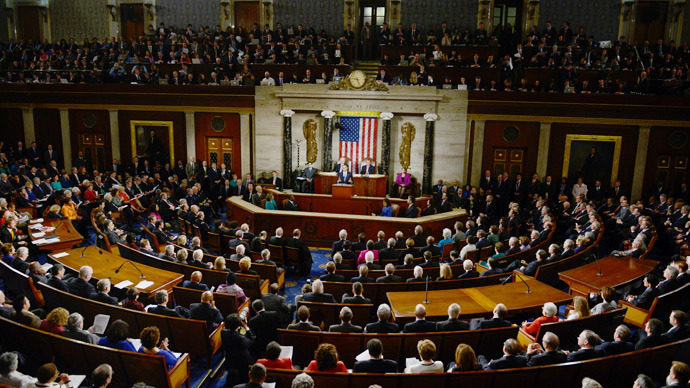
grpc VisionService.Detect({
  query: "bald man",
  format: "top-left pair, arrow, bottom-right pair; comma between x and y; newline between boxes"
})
182,271 -> 209,291
189,291 -> 223,331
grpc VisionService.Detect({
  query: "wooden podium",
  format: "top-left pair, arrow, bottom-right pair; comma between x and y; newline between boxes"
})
332,184 -> 354,199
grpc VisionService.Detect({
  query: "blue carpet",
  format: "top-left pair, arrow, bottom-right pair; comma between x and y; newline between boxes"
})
283,248 -> 331,305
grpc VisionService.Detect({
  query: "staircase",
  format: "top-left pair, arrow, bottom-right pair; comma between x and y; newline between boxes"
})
353,60 -> 379,78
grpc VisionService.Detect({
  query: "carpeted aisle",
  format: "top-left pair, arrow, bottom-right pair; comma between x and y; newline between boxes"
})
282,247 -> 331,305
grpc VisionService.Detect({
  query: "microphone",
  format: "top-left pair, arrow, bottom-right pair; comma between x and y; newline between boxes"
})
423,275 -> 430,304
114,260 -> 146,279
80,245 -> 90,257
591,253 -> 602,276
501,271 -> 531,294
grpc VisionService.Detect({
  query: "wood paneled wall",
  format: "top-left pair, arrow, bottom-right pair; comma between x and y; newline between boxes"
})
643,127 -> 690,198
68,109 -> 112,168
481,121 -> 541,178
194,113 -> 242,175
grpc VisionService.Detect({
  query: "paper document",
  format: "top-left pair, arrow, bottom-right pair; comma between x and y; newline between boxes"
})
30,218 -> 44,224
41,263 -> 53,272
28,224 -> 43,230
262,383 -> 276,388
114,280 -> 134,289
406,357 -> 421,368
69,375 -> 86,388
33,238 -> 60,245
52,252 -> 69,258
93,314 -> 110,335
32,232 -> 45,238
279,345 -> 293,360
135,280 -> 154,289
355,349 -> 370,362
129,338 -> 142,350
209,286 -> 216,293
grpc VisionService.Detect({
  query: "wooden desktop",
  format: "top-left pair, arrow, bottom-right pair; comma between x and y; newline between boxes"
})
28,218 -> 84,252
386,278 -> 573,324
558,256 -> 655,298
48,247 -> 183,295
314,172 -> 388,197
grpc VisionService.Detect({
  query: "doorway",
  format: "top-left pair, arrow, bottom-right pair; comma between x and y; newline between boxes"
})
234,1 -> 259,31
206,137 -> 234,172
493,0 -> 522,39
359,0 -> 386,59
78,133 -> 107,172
120,3 -> 145,41
16,6 -> 42,42
492,147 -> 525,180
633,1 -> 668,43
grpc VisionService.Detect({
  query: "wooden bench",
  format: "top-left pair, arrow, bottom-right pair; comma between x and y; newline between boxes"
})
0,315 -> 190,388
619,282 -> 690,328
36,281 -> 224,367
295,301 -> 373,331
517,308 -> 627,350
172,286 -> 250,318
267,337 -> 690,388
322,272 -> 507,307
142,225 -> 164,253
278,324 -> 519,369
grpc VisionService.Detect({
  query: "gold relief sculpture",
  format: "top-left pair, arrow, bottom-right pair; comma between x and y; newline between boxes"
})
302,119 -> 318,163
329,70 -> 389,91
399,122 -> 416,170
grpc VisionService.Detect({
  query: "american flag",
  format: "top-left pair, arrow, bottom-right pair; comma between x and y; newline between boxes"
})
339,116 -> 378,171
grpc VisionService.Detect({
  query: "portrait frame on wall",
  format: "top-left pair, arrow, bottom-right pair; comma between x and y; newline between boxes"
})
562,134 -> 622,187
130,120 -> 175,166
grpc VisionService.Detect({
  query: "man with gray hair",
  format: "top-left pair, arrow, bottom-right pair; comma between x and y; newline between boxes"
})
291,372 -> 314,388
406,265 -> 425,283
526,331 -> 566,366
331,229 -> 349,256
377,263 -> 403,283
332,252 -> 349,270
364,251 -> 380,270
581,377 -> 603,388
365,303 -> 399,333
160,244 -> 176,261
633,374 -> 655,388
479,338 -> 526,370
379,237 -> 400,263
91,364 -> 113,388
402,304 -> 436,333
146,290 -> 189,318
0,352 -> 37,388
458,259 -> 479,279
61,312 -> 100,344
68,265 -> 96,299
93,278 -> 118,305
436,303 -> 469,331
302,279 -> 336,303
595,324 -> 634,356
328,306 -> 363,333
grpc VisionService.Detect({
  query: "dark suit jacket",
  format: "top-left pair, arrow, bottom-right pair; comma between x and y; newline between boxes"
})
341,295 -> 372,304
320,273 -> 345,282
148,304 -> 184,318
365,320 -> 400,333
402,319 -> 437,333
248,310 -> 282,355
287,321 -> 321,331
436,318 -> 470,332
261,293 -> 291,327
406,205 -> 419,218
351,275 -> 374,283
284,200 -> 300,211
566,348 -> 602,361
526,350 -> 567,366
302,292 -> 336,303
190,302 -> 224,330
93,292 -> 118,305
68,278 -> 96,299
478,318 -> 513,330
634,287 -> 659,309
379,248 -> 400,263
376,275 -> 403,283
458,270 -> 480,279
657,278 -> 679,295
481,354 -> 527,370
328,322 -> 363,333
662,325 -> 690,342
595,340 -> 634,356
353,358 -> 398,373
47,276 -> 70,292
481,268 -> 504,277
182,280 -> 210,291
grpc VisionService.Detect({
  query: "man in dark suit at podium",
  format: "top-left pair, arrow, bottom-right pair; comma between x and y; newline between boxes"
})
360,159 -> 375,175
337,164 -> 353,184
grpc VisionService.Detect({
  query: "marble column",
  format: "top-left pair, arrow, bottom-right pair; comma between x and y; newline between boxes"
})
108,110 -> 120,161
21,108 -> 35,144
280,109 -> 295,190
423,113 -> 438,195
321,110 -> 335,171
59,109 -> 72,170
536,122 -> 552,178
631,126 -> 651,201
379,112 -> 394,178
184,112 -> 196,163
470,120 -> 486,186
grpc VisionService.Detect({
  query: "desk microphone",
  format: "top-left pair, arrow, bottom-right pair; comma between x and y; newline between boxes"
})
423,275 -> 430,304
114,260 -> 146,279
590,253 -> 603,276
501,271 -> 531,293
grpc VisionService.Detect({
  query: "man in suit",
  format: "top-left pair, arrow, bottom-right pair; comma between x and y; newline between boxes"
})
635,318 -> 667,350
341,282 -> 372,304
625,274 -> 660,310
284,195 -> 300,211
360,159 -> 376,175
458,260 -> 480,279
147,290 -> 189,318
658,265 -> 680,295
286,228 -> 312,276
320,261 -> 346,282
379,238 -> 400,264
302,279 -> 336,303
61,312 -> 100,344
68,265 -> 97,299
479,338 -> 527,370
526,332 -> 567,366
182,271 -> 210,291
419,251 -> 438,269
337,164 -> 353,184
248,299 -> 282,357
287,306 -> 321,332
261,283 -> 292,328
328,306 -> 363,333
481,258 -> 504,277
566,330 -> 602,361
519,249 -> 547,277
595,325 -> 635,356
436,303 -> 470,331
475,303 -> 513,330
185,157 -> 198,181
420,236 -> 441,257
190,291 -> 224,331
480,170 -> 495,193
662,310 -> 690,342
47,264 -> 70,292
233,363 -> 267,388
27,141 -> 41,167
405,196 -> 419,218
302,162 -> 317,193
376,263 -> 403,283
365,303 -> 400,333
331,229 -> 349,257
92,279 -> 118,305
43,144 -> 59,167
353,339 -> 398,373
665,361 -> 690,388
351,264 -> 374,283
402,304 -> 437,333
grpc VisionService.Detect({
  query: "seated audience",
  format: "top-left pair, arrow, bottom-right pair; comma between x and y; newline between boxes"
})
526,331 -> 567,366
138,326 -> 178,370
287,306 -> 321,332
98,319 -> 136,352
447,343 -> 480,372
404,339 -> 443,373
353,338 -> 399,373
305,343 -> 348,373
402,304 -> 436,333
257,341 -> 294,370
478,338 -> 526,370
328,306 -> 363,333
